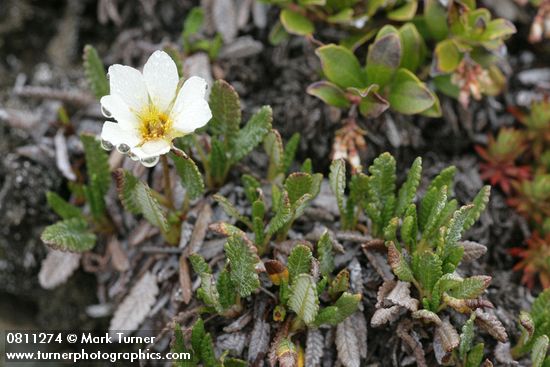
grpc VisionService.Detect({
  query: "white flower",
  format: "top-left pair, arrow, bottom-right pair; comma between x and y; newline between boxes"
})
100,50 -> 212,166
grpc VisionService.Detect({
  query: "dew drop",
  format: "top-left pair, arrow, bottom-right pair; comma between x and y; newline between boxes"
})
141,156 -> 160,168
101,105 -> 112,118
117,144 -> 131,154
101,139 -> 114,151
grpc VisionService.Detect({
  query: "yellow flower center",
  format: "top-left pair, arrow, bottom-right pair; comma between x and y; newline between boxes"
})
137,104 -> 173,142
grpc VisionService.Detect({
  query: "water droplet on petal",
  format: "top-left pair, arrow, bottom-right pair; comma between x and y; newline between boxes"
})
128,151 -> 139,161
141,156 -> 159,168
117,144 -> 130,154
101,139 -> 114,151
101,105 -> 112,118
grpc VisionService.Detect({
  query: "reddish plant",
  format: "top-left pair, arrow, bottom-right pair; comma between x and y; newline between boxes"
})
475,128 -> 531,195
509,232 -> 550,289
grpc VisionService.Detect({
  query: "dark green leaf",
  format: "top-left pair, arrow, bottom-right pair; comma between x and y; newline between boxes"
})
46,191 -> 83,220
83,45 -> 109,99
230,106 -> 272,163
224,236 -> 260,297
171,152 -> 205,200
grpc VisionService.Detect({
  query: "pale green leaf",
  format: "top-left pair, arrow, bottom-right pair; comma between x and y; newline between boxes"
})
288,244 -> 312,280
316,44 -> 367,88
41,218 -> 95,252
280,9 -> 314,36
289,274 -> 319,324
114,169 -> 168,231
389,69 -> 435,115
317,231 -> 335,277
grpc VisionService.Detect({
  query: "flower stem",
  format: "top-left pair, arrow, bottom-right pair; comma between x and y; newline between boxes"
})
161,155 -> 174,209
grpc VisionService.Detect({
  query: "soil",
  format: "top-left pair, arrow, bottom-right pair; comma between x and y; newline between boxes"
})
0,0 -> 548,366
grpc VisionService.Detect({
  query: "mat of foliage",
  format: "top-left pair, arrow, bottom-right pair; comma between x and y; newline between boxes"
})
1,0 -> 550,366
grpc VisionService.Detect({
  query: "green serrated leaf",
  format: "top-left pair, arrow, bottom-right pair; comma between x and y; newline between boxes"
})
172,324 -> 193,367
264,129 -> 284,180
267,190 -> 292,236
465,343 -> 485,367
288,244 -> 312,280
83,45 -> 109,99
189,253 -> 211,275
171,152 -> 205,200
46,191 -> 83,220
463,186 -> 490,232
114,169 -> 168,231
366,152 -> 396,235
230,106 -> 272,163
412,251 -> 442,295
242,174 -> 261,203
447,276 -> 491,299
317,231 -> 334,277
200,333 -> 219,367
81,134 -> 110,195
191,318 -> 205,354
387,242 -> 414,282
217,267 -> 236,309
224,236 -> 260,297
288,274 -> 319,325
445,205 -> 474,248
315,292 -> 361,326
209,139 -> 228,184
422,186 -> 448,238
208,80 -> 241,144
460,314 -> 476,359
282,133 -> 300,174
41,218 -> 96,252
395,157 -> 422,217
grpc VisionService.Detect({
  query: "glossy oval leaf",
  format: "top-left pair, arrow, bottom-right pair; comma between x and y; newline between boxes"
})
389,69 -> 435,115
366,32 -> 402,87
316,44 -> 367,88
307,81 -> 350,108
280,9 -> 314,36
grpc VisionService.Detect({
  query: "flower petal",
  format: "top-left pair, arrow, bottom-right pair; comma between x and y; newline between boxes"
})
108,64 -> 149,112
132,139 -> 171,159
100,94 -> 139,130
101,121 -> 141,147
170,76 -> 212,133
143,51 -> 179,113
